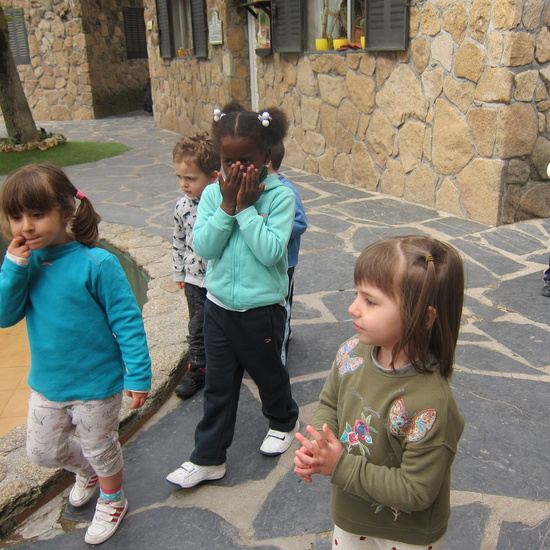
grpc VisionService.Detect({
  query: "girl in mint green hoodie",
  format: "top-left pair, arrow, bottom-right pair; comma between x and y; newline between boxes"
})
166,102 -> 300,490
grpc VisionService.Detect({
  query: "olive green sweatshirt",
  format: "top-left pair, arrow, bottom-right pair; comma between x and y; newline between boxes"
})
313,337 -> 464,546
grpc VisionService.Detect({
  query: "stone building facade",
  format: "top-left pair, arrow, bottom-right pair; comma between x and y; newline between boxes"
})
151,1 -> 550,225
4,0 -> 150,120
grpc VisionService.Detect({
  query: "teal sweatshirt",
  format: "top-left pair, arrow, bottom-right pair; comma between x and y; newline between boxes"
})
0,242 -> 152,401
192,173 -> 295,310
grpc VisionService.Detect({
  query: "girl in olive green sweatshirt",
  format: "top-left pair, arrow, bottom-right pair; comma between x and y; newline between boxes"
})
295,236 -> 465,550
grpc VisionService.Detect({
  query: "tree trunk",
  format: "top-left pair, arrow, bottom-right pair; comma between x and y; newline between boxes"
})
0,7 -> 39,143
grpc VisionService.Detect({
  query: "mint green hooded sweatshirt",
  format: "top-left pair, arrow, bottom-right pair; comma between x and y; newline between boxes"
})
192,173 -> 295,311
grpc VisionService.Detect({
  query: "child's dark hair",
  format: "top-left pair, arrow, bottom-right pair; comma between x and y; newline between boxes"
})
269,141 -> 285,172
1,163 -> 101,247
212,101 -> 289,154
354,235 -> 464,378
172,132 -> 220,175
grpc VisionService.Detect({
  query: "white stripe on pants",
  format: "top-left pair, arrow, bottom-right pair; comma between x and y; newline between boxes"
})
26,391 -> 123,478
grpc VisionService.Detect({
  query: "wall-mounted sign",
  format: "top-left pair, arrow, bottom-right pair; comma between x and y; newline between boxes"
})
209,11 -> 223,45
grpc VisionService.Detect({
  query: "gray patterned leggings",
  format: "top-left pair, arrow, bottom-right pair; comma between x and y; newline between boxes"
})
26,391 -> 123,478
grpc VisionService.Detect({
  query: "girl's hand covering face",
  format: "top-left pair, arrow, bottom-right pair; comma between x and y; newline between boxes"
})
219,161 -> 243,214
237,164 -> 265,211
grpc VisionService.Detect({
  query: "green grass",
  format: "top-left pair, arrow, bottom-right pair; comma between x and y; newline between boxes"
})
0,141 -> 132,175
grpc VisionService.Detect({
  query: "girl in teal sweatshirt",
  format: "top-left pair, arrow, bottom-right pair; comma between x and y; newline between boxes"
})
294,236 -> 465,549
0,164 -> 151,545
166,102 -> 299,490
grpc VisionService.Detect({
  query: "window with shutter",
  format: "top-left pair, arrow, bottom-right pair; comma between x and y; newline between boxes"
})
366,0 -> 408,50
123,7 -> 148,59
272,0 -> 304,53
302,0 -> 407,52
6,8 -> 30,65
156,0 -> 174,58
190,0 -> 208,58
156,0 -> 205,58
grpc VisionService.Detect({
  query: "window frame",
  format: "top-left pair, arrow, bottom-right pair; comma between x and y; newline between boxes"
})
156,0 -> 208,59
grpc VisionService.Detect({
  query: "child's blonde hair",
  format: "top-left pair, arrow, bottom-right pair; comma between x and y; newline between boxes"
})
172,132 -> 220,175
354,235 -> 464,378
1,163 -> 101,247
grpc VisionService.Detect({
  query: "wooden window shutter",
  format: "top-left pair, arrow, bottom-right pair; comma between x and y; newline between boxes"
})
6,8 -> 30,65
156,0 -> 173,58
366,0 -> 408,51
190,0 -> 208,58
272,0 -> 304,53
123,7 -> 148,59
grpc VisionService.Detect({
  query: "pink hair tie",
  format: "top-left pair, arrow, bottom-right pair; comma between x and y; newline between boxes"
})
76,190 -> 86,200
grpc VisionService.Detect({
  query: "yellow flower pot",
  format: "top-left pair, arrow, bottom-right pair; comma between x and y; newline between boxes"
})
333,38 -> 347,50
315,38 -> 329,51
360,36 -> 365,49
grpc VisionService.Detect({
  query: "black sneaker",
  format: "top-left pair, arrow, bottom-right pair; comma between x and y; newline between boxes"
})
175,367 -> 205,398
542,281 -> 550,297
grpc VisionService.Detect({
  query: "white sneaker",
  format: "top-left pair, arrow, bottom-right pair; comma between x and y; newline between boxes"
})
69,473 -> 99,507
260,420 -> 300,456
166,461 -> 226,488
84,494 -> 128,545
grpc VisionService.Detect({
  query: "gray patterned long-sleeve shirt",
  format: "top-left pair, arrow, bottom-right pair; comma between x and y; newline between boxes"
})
173,196 -> 206,287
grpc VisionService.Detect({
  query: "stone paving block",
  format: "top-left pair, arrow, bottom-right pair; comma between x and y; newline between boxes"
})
474,320 -> 549,367
303,195 -> 354,209
289,297 -> 323,321
514,223 -> 550,239
445,502 -> 491,550
486,273 -> 550,327
299,228 -> 345,251
464,295 -> 504,321
306,212 -> 357,234
451,372 -> 550,501
424,217 -> 489,238
455,344 -> 542,375
352,225 -> 431,253
497,516 -> 550,549
322,289 -> 356,322
95,203 -> 151,227
528,251 -> 550,265
137,163 -> 176,176
122,386 -> 284,511
482,228 -> 546,256
311,181 -> 378,200
460,258 -> 499,289
62,492 -> 98,523
459,332 -> 492,342
16,506 -> 280,549
342,198 -> 438,225
296,249 -> 356,294
290,377 -> 328,411
254,466 -> 332,540
451,236 -> 525,277
314,537 -> 333,549
286,322 -> 351,379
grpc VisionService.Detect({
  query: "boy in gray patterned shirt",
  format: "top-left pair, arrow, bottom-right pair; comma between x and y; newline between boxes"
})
172,134 -> 219,397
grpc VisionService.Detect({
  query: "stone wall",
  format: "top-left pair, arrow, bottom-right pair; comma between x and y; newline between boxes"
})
3,0 -> 149,121
145,0 -> 550,226
145,0 -> 250,137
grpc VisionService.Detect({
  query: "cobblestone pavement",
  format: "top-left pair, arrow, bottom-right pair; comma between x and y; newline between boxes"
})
1,113 -> 549,549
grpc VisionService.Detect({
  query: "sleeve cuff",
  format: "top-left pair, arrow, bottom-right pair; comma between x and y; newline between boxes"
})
6,251 -> 29,266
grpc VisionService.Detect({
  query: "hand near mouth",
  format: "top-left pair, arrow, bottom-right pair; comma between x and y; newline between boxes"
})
7,236 -> 31,260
